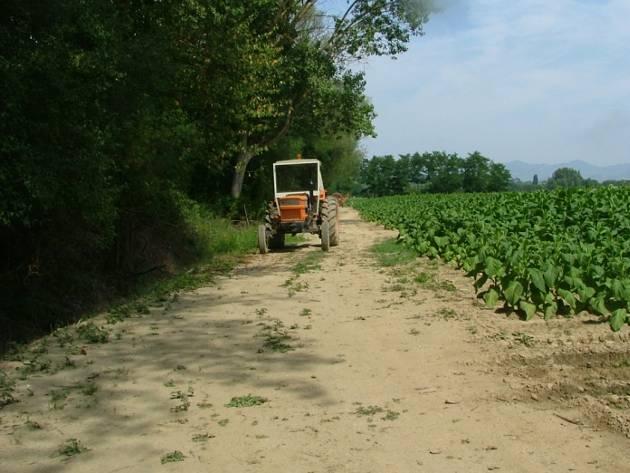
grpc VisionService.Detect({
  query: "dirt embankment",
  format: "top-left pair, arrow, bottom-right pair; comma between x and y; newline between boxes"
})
1,208 -> 629,472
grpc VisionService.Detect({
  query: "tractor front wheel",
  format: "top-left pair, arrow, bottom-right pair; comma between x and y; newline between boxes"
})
257,224 -> 269,254
321,220 -> 330,251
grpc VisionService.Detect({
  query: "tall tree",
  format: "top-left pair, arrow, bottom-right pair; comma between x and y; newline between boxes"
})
227,0 -> 437,197
547,167 -> 584,189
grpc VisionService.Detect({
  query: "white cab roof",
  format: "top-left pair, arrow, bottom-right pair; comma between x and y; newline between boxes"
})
274,159 -> 321,166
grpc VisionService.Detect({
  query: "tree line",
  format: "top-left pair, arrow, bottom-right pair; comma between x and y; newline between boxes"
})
0,0 -> 437,345
512,167 -> 628,192
357,151 -> 512,196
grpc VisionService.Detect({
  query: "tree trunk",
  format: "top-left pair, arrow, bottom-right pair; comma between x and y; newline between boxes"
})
231,149 -> 254,199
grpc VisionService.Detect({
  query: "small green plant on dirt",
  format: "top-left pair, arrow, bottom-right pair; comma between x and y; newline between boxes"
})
258,320 -> 295,353
282,276 -> 309,297
300,308 -> 312,317
436,280 -> 457,292
161,450 -> 185,464
135,302 -> 151,315
293,252 -> 324,274
226,394 -> 268,408
48,387 -> 71,410
80,382 -> 98,396
170,389 -> 193,412
513,332 -> 535,347
29,341 -> 49,355
382,410 -> 400,421
57,438 -> 87,458
354,405 -> 384,416
17,356 -> 52,379
106,305 -> 132,324
436,308 -> 458,320
409,328 -> 420,336
164,379 -> 176,387
414,272 -> 432,284
217,418 -> 229,427
175,364 -> 187,371
0,370 -> 16,408
255,307 -> 268,316
77,322 -> 109,344
53,328 -> 75,347
192,433 -> 215,442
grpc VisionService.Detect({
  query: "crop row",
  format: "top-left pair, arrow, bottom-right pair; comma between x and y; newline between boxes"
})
351,187 -> 630,330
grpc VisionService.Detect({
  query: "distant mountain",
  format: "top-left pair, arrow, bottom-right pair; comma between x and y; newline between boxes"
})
505,160 -> 630,182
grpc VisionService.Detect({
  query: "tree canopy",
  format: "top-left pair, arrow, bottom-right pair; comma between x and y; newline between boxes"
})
359,151 -> 512,196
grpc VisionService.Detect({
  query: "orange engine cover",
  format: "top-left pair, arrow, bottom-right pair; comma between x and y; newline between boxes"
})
278,195 -> 308,222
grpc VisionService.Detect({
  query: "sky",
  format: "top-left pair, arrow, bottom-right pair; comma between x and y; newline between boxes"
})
331,0 -> 630,165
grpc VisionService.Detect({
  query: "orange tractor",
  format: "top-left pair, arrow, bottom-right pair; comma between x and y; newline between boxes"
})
258,158 -> 339,253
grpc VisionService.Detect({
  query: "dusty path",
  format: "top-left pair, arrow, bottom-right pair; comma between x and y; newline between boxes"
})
1,208 -> 628,472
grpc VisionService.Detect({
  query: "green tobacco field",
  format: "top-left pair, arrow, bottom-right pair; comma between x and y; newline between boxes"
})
351,186 -> 630,331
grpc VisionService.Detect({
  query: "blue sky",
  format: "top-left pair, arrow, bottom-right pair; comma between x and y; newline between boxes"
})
328,0 -> 630,165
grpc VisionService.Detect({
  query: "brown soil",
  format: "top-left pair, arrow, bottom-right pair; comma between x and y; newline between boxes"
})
1,207 -> 629,472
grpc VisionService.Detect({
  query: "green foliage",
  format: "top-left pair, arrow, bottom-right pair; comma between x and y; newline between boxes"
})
76,322 -> 109,344
352,186 -> 630,330
546,167 -> 584,189
359,151 -> 511,196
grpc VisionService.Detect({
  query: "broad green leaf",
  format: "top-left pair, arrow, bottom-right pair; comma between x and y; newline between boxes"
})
504,281 -> 524,306
434,236 -> 449,248
558,289 -> 577,311
484,257 -> 504,279
590,296 -> 609,316
577,286 -> 595,302
528,268 -> 546,293
543,267 -> 558,288
544,302 -> 558,320
609,309 -> 627,332
484,288 -> 500,308
519,301 -> 537,321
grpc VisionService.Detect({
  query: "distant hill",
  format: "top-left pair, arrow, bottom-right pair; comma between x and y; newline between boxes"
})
506,160 -> 630,182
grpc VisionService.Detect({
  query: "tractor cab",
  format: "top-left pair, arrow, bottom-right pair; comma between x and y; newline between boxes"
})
258,157 -> 339,254
273,159 -> 324,226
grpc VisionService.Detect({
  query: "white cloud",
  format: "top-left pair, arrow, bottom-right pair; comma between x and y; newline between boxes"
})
359,0 -> 630,165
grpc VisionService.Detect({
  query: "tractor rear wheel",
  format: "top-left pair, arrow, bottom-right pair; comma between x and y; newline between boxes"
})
327,197 -> 339,246
257,224 -> 269,254
321,220 -> 330,251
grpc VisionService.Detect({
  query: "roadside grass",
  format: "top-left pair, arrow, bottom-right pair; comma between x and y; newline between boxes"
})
0,370 -> 16,407
48,379 -> 99,410
373,238 -> 458,297
285,234 -> 307,245
372,239 -> 418,267
292,251 -> 325,274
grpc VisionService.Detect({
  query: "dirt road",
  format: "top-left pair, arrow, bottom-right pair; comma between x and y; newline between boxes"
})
1,208 -> 628,472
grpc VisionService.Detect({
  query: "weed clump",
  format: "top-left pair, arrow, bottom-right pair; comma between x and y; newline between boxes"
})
58,438 -> 87,458
226,394 -> 267,408
161,450 -> 185,464
77,322 -> 109,344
